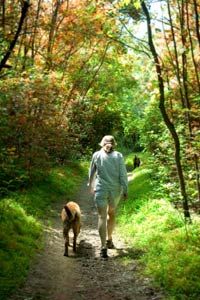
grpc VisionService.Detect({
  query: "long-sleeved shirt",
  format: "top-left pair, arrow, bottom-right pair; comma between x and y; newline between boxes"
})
88,149 -> 128,194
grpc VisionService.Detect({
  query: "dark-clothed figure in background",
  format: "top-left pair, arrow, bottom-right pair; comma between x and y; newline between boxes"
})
133,155 -> 141,169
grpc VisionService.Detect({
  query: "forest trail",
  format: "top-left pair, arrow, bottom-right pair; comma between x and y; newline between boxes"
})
10,177 -> 164,300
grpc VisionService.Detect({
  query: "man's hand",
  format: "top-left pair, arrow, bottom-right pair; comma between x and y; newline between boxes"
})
87,183 -> 94,194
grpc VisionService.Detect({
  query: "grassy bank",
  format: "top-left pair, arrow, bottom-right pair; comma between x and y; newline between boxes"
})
118,153 -> 200,300
0,161 -> 86,300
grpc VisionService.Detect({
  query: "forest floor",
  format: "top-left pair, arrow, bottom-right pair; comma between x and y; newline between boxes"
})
10,176 -> 166,300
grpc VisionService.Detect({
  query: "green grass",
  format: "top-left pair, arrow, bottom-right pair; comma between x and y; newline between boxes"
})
0,161 -> 86,300
118,154 -> 200,300
0,200 -> 42,299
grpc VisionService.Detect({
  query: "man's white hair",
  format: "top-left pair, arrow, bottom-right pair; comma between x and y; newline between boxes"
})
99,135 -> 117,147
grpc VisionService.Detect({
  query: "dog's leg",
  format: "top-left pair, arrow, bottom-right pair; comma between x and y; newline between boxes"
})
63,227 -> 69,256
64,238 -> 69,256
73,232 -> 77,252
72,226 -> 79,253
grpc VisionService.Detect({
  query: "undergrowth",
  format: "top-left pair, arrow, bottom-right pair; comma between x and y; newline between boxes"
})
0,161 -> 86,300
118,153 -> 200,300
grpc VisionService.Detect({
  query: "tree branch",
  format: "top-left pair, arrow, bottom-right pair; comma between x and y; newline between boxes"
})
0,0 -> 30,72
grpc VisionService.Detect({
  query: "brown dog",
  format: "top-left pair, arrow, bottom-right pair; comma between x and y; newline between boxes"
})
61,201 -> 81,256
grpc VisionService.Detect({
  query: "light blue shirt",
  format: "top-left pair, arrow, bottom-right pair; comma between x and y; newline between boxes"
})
88,149 -> 128,194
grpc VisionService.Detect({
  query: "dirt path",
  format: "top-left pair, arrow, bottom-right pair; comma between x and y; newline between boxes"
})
10,179 -> 165,300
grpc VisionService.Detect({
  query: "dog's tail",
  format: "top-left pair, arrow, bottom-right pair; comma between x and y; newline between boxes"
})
64,205 -> 73,220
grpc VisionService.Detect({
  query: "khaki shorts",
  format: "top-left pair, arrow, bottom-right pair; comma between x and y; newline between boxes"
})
94,188 -> 122,208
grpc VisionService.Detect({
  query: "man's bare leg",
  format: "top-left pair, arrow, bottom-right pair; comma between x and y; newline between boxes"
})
97,206 -> 108,249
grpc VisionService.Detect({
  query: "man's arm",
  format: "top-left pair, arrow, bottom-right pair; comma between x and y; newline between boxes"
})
119,154 -> 128,199
88,154 -> 97,191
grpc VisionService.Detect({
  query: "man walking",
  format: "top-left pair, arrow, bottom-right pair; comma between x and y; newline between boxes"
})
88,135 -> 128,258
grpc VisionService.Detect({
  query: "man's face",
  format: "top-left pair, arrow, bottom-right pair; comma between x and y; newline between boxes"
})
103,143 -> 113,153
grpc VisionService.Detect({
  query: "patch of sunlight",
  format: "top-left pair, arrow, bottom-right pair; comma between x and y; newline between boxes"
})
43,226 -> 62,235
132,168 -> 152,180
57,172 -> 65,177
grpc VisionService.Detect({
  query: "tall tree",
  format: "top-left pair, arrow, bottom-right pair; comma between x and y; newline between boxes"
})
140,0 -> 191,221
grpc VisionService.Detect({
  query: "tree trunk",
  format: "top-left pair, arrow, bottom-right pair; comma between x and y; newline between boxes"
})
194,154 -> 200,204
22,17 -> 28,71
0,0 -> 30,72
46,0 -> 62,70
186,1 -> 200,92
167,1 -> 185,108
177,0 -> 192,135
30,0 -> 42,62
141,0 -> 191,221
1,0 -> 6,33
193,0 -> 200,48
185,1 -> 200,203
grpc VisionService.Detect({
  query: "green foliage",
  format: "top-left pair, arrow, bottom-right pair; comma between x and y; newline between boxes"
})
0,162 -> 85,299
17,162 -> 85,217
64,97 -> 124,155
0,74 -> 91,193
0,48 -> 139,193
0,200 -> 42,299
118,157 -> 200,300
144,222 -> 200,299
